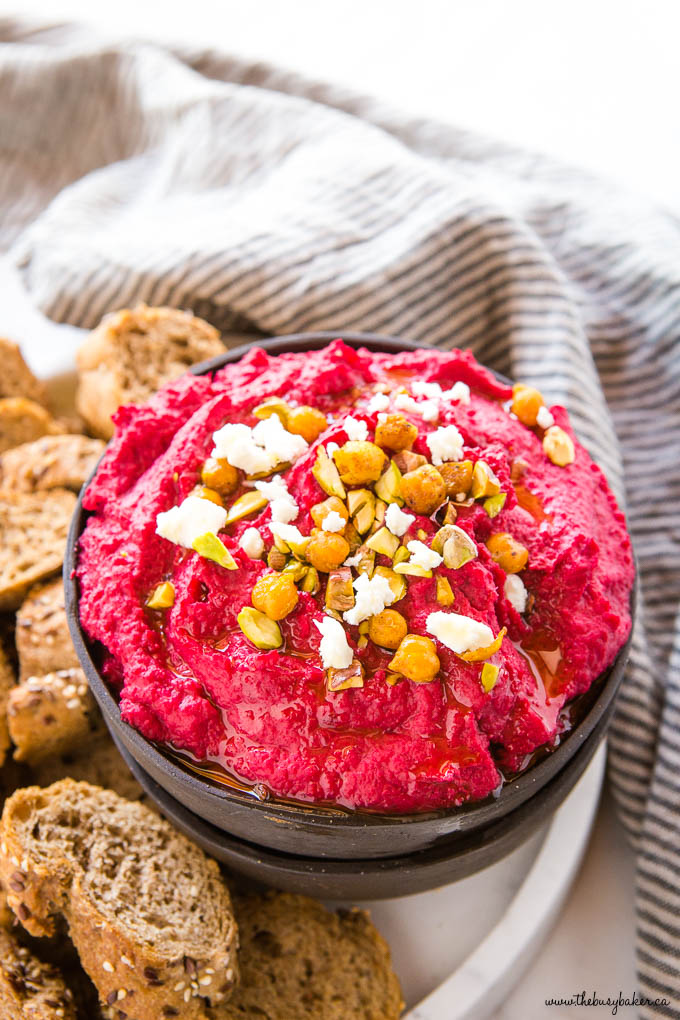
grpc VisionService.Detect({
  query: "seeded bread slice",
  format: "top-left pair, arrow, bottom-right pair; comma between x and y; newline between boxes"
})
0,399 -> 63,456
0,927 -> 77,1019
0,490 -> 76,611
0,780 -> 239,1020
76,305 -> 224,439
7,669 -> 99,766
29,733 -> 144,804
0,642 -> 14,769
213,891 -> 403,1020
0,339 -> 48,407
0,435 -> 105,494
16,579 -> 80,682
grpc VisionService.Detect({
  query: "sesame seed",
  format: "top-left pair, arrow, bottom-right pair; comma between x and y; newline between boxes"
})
66,699 -> 81,710
1,842 -> 6,856
121,955 -> 133,967
199,976 -> 212,986
173,981 -> 185,991
62,684 -> 77,698
226,968 -> 234,981
183,988 -> 191,1003
20,857 -> 29,872
103,961 -> 114,973
205,968 -> 214,975
11,856 -> 19,868
117,989 -> 127,1000
189,884 -> 198,898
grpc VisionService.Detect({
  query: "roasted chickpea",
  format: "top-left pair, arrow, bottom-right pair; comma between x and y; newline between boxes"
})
306,532 -> 351,572
437,460 -> 473,499
389,634 -> 440,683
310,496 -> 349,530
486,532 -> 529,574
368,609 -> 408,650
543,425 -> 575,466
334,441 -> 387,486
201,457 -> 239,497
375,413 -> 418,452
251,572 -> 299,621
511,384 -> 545,427
399,464 -> 446,515
286,405 -> 328,443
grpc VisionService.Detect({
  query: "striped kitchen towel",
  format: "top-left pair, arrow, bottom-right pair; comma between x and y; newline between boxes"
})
0,18 -> 678,1017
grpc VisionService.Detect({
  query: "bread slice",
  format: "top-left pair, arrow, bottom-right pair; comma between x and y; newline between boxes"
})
28,733 -> 145,804
0,641 -> 14,769
0,399 -> 63,456
76,305 -> 224,439
0,927 -> 77,1019
0,780 -> 239,1020
0,339 -> 48,407
213,891 -> 403,1020
7,669 -> 99,766
16,579 -> 80,682
0,489 -> 76,611
0,435 -> 105,494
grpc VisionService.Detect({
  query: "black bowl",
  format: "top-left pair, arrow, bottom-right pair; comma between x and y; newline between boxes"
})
64,332 -> 633,870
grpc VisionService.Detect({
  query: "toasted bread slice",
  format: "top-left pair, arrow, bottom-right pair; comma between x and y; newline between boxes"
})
0,339 -> 47,407
0,641 -> 14,769
0,490 -> 76,611
0,399 -> 63,456
28,733 -> 144,804
0,435 -> 105,494
214,890 -> 403,1020
7,669 -> 98,766
76,305 -> 224,439
0,780 -> 238,1020
0,927 -> 77,1019
16,579 -> 80,682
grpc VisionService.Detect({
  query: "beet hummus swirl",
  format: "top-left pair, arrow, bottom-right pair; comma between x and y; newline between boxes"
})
77,340 -> 634,813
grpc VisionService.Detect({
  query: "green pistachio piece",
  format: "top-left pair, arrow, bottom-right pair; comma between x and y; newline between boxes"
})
366,526 -> 400,558
252,397 -> 290,424
483,492 -> 507,518
326,659 -> 365,693
392,545 -> 410,567
146,582 -> 175,609
441,526 -> 478,569
225,491 -> 268,524
325,568 -> 355,612
471,460 -> 501,499
393,562 -> 433,578
300,566 -> 320,595
237,606 -> 282,650
343,521 -> 362,554
374,460 -> 403,506
282,560 -> 308,582
435,576 -> 455,606
348,488 -> 376,535
312,446 -> 346,499
373,565 -> 407,602
354,544 -> 376,578
481,662 -> 500,692
246,461 -> 291,481
191,533 -> 238,569
268,547 -> 287,571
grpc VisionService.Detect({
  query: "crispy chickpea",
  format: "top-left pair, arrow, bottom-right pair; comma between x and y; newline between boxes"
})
193,485 -> 225,507
486,532 -> 529,574
201,457 -> 239,497
437,460 -> 473,499
251,572 -> 299,620
389,634 -> 440,683
334,441 -> 387,485
368,609 -> 408,650
511,384 -> 545,427
399,464 -> 447,515
375,413 -> 418,452
306,532 -> 351,572
310,496 -> 349,530
286,405 -> 328,443
543,425 -> 575,466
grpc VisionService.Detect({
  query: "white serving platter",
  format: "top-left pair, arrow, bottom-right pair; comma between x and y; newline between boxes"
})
1,260 -> 605,1019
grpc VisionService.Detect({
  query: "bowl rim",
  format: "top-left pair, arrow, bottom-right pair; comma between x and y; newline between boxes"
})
64,330 -> 635,833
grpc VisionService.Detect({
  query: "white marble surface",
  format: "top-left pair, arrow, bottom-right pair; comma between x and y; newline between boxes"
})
0,2 -> 653,1011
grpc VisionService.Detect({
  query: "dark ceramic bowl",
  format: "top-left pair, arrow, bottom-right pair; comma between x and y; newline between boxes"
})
64,332 -> 634,876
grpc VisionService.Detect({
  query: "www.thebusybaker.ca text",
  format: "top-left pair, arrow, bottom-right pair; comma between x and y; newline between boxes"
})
545,990 -> 670,1016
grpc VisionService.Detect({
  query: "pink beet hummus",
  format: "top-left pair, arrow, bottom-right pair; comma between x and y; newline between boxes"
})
77,340 -> 634,813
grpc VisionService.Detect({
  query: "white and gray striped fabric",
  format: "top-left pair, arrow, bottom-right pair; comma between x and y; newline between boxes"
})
1,19 -> 678,1017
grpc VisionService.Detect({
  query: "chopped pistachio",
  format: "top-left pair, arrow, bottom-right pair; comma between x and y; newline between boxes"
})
354,544 -> 376,577
272,531 -> 310,561
470,460 -> 501,499
226,491 -> 268,524
325,568 -> 355,612
245,461 -> 291,481
441,502 -> 458,525
481,662 -> 500,692
374,460 -> 404,505
431,524 -> 457,555
358,620 -> 370,635
374,499 -> 387,525
282,560 -> 308,582
191,533 -> 238,569
343,521 -> 362,554
416,528 -> 428,541
146,582 -> 175,609
348,488 -> 376,535
366,526 -> 400,558
327,659 -> 365,692
373,565 -> 407,602
392,545 -> 410,567
393,449 -> 427,474
312,446 -> 346,499
543,425 -> 575,466
237,607 -> 282,649
267,547 -> 287,571
441,526 -> 478,569
393,561 -> 433,578
252,397 -> 290,424
484,492 -> 507,518
357,635 -> 369,650
435,576 -> 455,607
300,566 -> 320,594
347,488 -> 371,515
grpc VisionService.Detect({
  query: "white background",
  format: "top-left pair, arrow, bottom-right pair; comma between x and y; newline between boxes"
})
3,2 -> 676,1016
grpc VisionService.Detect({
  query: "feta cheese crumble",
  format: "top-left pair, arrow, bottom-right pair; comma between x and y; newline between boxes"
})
406,540 -> 443,570
427,424 -> 464,465
269,522 -> 306,547
326,442 -> 340,457
367,392 -> 390,413
426,611 -> 495,654
411,380 -> 442,399
254,476 -> 299,524
343,416 -> 369,441
322,510 -> 347,533
239,527 -> 265,559
536,405 -> 555,429
393,392 -> 439,422
314,616 -> 354,669
385,502 -> 415,537
212,414 -> 307,476
343,573 -> 396,626
441,381 -> 471,404
156,496 -> 227,549
504,574 -> 528,613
